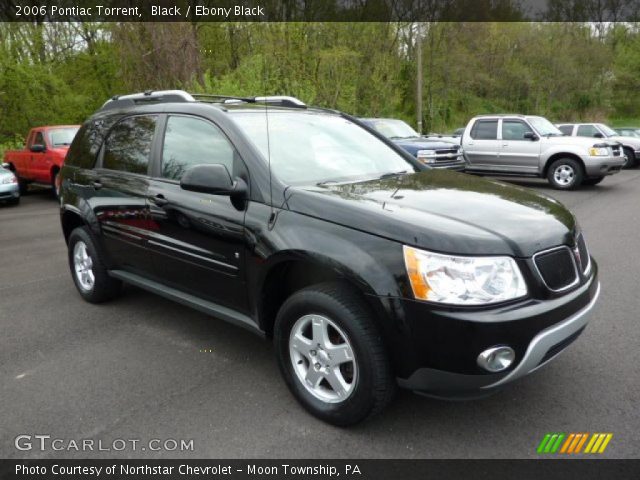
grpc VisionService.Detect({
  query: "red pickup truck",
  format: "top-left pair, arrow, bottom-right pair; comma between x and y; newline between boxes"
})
3,125 -> 80,197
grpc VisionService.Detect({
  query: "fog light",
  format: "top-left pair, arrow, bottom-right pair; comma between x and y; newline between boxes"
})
477,346 -> 515,372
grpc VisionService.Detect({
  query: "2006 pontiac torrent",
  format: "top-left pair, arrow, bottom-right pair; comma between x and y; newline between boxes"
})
59,91 -> 600,426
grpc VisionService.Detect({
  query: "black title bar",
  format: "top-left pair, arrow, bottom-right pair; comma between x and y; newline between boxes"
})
1,459 -> 639,480
2,0 -> 640,22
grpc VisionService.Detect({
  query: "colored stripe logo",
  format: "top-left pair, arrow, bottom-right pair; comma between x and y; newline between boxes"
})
537,433 -> 613,454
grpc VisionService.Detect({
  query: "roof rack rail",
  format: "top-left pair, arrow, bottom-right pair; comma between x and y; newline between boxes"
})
100,90 -> 195,111
191,93 -> 306,108
99,90 -> 307,112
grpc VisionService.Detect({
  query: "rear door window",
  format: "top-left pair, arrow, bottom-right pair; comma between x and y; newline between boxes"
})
558,125 -> 574,135
470,120 -> 498,140
103,115 -> 157,175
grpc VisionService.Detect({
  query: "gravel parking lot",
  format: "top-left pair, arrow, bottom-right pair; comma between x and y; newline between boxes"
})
1,171 -> 639,459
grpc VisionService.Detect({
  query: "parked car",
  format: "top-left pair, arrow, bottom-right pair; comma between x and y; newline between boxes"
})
60,91 -> 599,426
462,114 -> 624,189
613,127 -> 640,138
556,122 -> 640,168
3,125 -> 80,197
360,118 -> 465,170
0,163 -> 20,205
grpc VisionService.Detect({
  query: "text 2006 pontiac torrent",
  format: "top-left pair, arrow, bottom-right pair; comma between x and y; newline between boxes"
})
59,91 -> 599,425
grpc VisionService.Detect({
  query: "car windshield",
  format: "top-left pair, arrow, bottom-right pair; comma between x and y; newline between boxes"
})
367,119 -> 420,139
526,116 -> 563,136
232,112 -> 417,185
49,127 -> 79,146
597,124 -> 618,137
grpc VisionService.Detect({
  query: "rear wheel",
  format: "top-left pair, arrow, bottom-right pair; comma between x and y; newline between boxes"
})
67,227 -> 122,303
623,147 -> 637,169
547,158 -> 584,190
274,282 -> 395,426
583,176 -> 604,186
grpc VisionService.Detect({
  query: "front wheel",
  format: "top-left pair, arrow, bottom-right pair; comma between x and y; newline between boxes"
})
547,158 -> 584,190
274,282 -> 395,426
623,147 -> 637,169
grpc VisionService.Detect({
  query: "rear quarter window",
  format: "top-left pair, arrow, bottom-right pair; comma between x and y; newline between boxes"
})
66,117 -> 121,169
470,120 -> 498,140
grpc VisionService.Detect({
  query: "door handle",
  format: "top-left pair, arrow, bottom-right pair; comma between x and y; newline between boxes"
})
502,143 -> 509,147
92,180 -> 103,190
150,194 -> 168,206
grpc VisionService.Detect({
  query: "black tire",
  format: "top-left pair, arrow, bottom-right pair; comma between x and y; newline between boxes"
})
51,170 -> 60,199
583,176 -> 604,186
9,197 -> 20,206
274,282 -> 396,426
547,158 -> 584,190
17,178 -> 28,195
67,226 -> 122,303
623,147 -> 637,169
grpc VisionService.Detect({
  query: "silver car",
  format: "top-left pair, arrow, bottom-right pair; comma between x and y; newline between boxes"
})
556,122 -> 640,169
462,114 -> 625,189
0,164 -> 20,205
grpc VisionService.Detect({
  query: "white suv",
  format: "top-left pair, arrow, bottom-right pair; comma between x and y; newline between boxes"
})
462,115 -> 625,189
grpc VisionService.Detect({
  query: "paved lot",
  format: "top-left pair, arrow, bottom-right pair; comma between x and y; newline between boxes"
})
1,171 -> 639,459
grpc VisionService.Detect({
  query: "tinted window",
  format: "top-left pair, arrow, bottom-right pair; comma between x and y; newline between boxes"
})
470,120 -> 498,140
66,117 -> 121,169
577,125 -> 600,137
161,116 -> 236,181
103,115 -> 157,174
502,120 -> 533,140
33,132 -> 45,146
558,125 -> 573,135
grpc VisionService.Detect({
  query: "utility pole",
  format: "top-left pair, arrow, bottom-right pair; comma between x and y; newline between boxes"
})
416,23 -> 423,135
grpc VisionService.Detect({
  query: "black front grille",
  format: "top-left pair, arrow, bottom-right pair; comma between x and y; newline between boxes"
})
534,247 -> 578,291
434,148 -> 459,155
576,234 -> 590,273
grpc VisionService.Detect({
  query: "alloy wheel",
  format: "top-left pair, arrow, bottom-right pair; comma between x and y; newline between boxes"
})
289,314 -> 357,403
553,165 -> 575,187
73,241 -> 95,292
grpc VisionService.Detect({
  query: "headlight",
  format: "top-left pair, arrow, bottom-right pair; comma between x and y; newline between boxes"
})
1,175 -> 17,184
588,147 -> 609,156
403,246 -> 527,305
416,150 -> 436,164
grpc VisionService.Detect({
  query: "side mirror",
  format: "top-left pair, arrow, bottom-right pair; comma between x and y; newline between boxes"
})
180,164 -> 247,196
523,132 -> 539,141
30,144 -> 46,153
593,132 -> 604,138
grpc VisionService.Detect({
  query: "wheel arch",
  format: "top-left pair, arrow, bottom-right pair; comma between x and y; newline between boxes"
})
543,152 -> 585,177
256,252 -> 395,343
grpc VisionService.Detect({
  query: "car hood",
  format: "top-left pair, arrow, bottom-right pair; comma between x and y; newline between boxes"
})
393,138 -> 457,150
544,136 -> 617,147
609,135 -> 640,147
285,170 -> 576,257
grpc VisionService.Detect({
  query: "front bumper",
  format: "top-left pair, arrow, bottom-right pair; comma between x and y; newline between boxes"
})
581,154 -> 625,176
393,265 -> 599,397
0,182 -> 19,200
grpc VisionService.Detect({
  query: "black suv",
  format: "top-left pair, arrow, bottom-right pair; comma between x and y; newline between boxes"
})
60,90 -> 600,426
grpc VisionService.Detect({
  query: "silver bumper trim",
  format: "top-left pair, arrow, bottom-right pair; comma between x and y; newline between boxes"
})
483,282 -> 600,389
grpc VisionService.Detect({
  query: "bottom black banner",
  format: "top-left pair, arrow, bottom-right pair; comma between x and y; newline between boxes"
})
1,459 -> 638,480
